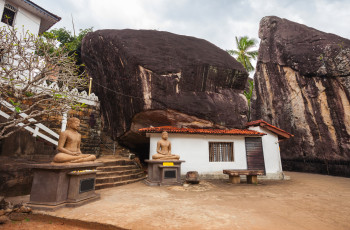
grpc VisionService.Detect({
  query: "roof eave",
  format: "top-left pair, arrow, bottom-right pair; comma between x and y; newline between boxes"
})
246,120 -> 294,139
11,0 -> 61,34
38,16 -> 61,34
140,131 -> 266,136
260,124 -> 293,139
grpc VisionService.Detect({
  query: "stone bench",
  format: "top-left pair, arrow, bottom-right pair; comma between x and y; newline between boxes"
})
223,170 -> 265,184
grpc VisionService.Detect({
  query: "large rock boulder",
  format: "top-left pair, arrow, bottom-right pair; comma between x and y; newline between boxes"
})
252,16 -> 350,176
82,29 -> 249,152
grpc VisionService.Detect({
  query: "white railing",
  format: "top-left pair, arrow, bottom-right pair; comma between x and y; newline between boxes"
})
38,81 -> 99,106
0,99 -> 59,145
0,79 -> 100,145
0,79 -> 99,106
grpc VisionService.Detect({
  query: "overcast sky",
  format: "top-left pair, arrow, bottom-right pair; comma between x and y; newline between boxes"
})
35,0 -> 350,61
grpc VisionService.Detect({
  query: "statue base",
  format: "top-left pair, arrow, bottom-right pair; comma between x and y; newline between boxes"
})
145,160 -> 185,186
27,162 -> 102,211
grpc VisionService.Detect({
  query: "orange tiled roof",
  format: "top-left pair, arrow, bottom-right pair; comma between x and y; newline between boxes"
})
246,120 -> 294,138
139,126 -> 266,136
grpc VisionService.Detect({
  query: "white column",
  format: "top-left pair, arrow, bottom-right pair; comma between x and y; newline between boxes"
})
61,111 -> 68,132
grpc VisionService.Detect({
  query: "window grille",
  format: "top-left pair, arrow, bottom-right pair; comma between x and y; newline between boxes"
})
209,142 -> 234,162
5,3 -> 17,12
1,3 -> 17,26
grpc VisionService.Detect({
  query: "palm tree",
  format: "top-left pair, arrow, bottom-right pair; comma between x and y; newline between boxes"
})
244,79 -> 254,121
227,36 -> 258,121
227,36 -> 258,72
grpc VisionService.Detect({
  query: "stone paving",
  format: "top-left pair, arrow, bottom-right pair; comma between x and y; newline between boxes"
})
6,171 -> 350,230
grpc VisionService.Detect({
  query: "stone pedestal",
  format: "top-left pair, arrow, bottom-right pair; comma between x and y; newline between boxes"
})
27,162 -> 102,211
145,160 -> 185,186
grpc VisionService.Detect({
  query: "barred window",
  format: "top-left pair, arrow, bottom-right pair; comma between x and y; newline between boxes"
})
1,3 -> 17,26
209,142 -> 234,162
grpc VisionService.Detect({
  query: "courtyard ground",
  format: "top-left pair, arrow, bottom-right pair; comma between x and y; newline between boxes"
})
1,171 -> 350,230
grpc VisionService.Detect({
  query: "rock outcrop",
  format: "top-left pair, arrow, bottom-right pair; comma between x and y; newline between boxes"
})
82,29 -> 248,153
0,156 -> 33,196
0,196 -> 32,223
252,16 -> 350,176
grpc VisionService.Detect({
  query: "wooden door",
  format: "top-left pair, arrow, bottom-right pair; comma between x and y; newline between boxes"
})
245,137 -> 265,172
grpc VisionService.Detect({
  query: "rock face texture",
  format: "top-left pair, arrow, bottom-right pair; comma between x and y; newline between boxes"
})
252,16 -> 350,176
82,29 -> 248,153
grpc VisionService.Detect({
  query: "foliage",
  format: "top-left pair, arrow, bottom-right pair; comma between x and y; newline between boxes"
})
227,36 -> 258,72
43,27 -> 93,59
227,36 -> 258,120
0,26 -> 88,140
244,79 -> 254,121
42,27 -> 93,75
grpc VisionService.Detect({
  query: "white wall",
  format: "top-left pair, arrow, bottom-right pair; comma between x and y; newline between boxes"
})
0,0 -> 41,35
148,130 -> 283,178
15,6 -> 40,35
248,126 -> 283,175
0,1 -> 4,16
149,133 -> 248,175
0,0 -> 42,82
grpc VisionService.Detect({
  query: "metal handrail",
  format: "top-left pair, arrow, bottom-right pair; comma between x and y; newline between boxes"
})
99,138 -> 116,155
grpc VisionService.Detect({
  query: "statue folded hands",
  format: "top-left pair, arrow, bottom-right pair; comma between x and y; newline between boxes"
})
152,131 -> 180,160
52,117 -> 96,163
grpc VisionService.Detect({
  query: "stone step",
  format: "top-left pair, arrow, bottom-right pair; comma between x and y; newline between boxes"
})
100,144 -> 115,150
99,159 -> 136,167
98,148 -> 130,156
96,169 -> 141,178
95,176 -> 147,190
96,165 -> 138,172
96,172 -> 145,184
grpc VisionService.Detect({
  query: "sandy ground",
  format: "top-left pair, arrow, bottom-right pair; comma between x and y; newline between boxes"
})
0,214 -> 122,230
2,171 -> 350,230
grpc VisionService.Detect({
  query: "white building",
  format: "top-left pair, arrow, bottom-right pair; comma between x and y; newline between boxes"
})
140,120 -> 293,179
0,0 -> 60,35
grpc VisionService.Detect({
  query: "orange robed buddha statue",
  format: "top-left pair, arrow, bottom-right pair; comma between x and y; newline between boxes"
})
152,131 -> 180,160
52,117 -> 96,163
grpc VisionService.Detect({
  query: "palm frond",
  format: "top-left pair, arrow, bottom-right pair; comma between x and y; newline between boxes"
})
227,36 -> 259,73
247,51 -> 258,59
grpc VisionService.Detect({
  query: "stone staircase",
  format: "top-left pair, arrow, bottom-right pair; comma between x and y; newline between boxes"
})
99,132 -> 133,158
95,158 -> 146,190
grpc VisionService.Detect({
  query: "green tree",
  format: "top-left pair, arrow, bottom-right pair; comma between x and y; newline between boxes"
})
0,26 -> 87,140
227,36 -> 258,72
43,27 -> 93,67
227,36 -> 258,121
244,79 -> 254,121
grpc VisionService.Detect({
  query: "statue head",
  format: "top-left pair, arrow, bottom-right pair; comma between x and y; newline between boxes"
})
161,131 -> 168,140
67,117 -> 80,130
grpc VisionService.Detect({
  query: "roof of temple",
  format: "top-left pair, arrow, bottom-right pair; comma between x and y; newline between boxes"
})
246,120 -> 294,139
139,126 -> 266,136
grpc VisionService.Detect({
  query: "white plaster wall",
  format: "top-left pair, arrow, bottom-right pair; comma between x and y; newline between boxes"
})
15,7 -> 40,34
0,1 -> 4,15
149,133 -> 248,175
248,126 -> 282,174
0,0 -> 41,35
